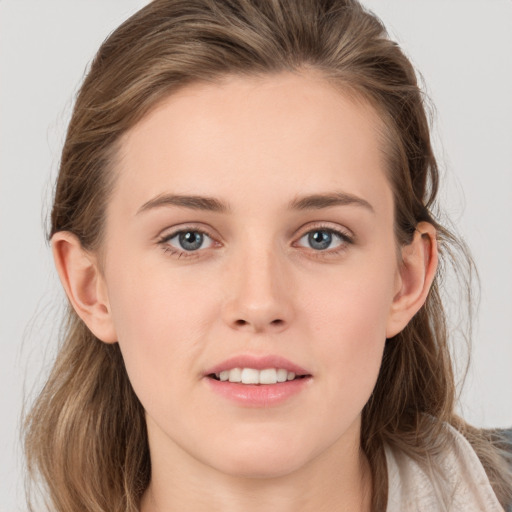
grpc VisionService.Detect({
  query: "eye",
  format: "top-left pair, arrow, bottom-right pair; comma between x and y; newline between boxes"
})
296,228 -> 350,251
161,229 -> 215,253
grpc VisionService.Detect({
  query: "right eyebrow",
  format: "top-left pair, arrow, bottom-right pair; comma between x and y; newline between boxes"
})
136,193 -> 230,215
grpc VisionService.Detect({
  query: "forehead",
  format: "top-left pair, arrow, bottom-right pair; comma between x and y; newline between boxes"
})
113,71 -> 392,217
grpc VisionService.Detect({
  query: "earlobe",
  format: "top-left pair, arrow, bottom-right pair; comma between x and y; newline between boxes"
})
51,232 -> 117,343
386,222 -> 438,338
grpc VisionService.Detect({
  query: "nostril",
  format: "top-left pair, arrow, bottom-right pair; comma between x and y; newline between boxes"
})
230,318 -> 286,330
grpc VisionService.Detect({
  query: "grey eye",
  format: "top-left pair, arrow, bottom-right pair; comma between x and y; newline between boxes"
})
168,231 -> 213,251
298,229 -> 345,251
308,230 -> 332,250
179,231 -> 203,250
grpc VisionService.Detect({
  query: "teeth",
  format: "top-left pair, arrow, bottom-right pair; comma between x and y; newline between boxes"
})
228,368 -> 242,383
259,368 -> 277,384
241,368 -> 260,384
276,369 -> 288,382
214,368 -> 303,384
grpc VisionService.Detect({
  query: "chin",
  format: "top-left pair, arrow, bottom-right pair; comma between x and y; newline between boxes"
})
214,456 -> 306,480
204,431 -> 315,479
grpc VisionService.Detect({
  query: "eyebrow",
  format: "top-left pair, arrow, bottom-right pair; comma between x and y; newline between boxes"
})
288,192 -> 374,213
137,190 -> 374,215
137,194 -> 230,214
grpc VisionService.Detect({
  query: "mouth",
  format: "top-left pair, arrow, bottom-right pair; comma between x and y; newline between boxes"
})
204,355 -> 312,406
204,365 -> 312,407
207,368 -> 311,385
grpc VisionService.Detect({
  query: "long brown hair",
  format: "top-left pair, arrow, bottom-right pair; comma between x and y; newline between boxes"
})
24,1 -> 512,510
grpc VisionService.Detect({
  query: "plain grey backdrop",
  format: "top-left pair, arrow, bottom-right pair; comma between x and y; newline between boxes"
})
1,1 -> 511,509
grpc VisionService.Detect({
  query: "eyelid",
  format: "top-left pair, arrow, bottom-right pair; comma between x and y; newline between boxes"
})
156,223 -> 219,242
291,222 -> 355,258
293,222 -> 354,244
166,230 -> 215,250
156,223 -> 222,258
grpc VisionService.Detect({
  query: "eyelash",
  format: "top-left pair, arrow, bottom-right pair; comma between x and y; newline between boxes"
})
157,227 -> 216,259
157,225 -> 354,259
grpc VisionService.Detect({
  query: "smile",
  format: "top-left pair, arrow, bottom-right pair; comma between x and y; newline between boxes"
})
203,354 -> 313,405
204,374 -> 312,408
209,367 -> 309,384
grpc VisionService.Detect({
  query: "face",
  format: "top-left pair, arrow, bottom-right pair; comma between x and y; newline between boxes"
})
100,72 -> 401,479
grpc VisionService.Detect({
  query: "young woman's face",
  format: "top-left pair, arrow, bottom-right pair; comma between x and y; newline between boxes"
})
101,72 -> 400,478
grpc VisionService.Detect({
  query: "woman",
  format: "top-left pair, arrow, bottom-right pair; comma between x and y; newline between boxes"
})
24,0 -> 512,510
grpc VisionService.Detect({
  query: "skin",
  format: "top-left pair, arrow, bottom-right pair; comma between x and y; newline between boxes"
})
52,71 -> 437,512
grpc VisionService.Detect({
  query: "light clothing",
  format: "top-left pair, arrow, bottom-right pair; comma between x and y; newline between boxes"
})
385,423 -> 504,511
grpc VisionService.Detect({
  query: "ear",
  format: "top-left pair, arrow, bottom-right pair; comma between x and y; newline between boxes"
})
51,231 -> 117,343
386,221 -> 438,338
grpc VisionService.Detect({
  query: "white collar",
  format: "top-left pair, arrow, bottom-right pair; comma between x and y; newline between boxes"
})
385,422 -> 504,511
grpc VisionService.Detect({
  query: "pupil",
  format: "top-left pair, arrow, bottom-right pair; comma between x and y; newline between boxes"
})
179,231 -> 203,251
309,230 -> 331,250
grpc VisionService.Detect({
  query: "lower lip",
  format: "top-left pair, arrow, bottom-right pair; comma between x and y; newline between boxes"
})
204,376 -> 312,407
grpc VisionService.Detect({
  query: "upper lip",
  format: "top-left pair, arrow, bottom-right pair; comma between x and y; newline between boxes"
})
204,354 -> 311,376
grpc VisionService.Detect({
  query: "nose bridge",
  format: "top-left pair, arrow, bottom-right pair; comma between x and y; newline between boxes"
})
222,234 -> 293,332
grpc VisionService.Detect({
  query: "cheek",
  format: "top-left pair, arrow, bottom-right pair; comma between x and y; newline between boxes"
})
107,249 -> 220,337
303,250 -> 397,345
104,257 -> 220,411
301,254 -> 396,415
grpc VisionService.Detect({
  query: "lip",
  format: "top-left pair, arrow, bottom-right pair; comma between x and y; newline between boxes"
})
204,377 -> 312,408
202,354 -> 312,408
203,354 -> 311,376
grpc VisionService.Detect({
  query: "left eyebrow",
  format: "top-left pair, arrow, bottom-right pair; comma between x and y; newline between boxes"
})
288,191 -> 375,213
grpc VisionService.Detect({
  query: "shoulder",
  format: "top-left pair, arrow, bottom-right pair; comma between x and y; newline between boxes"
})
385,422 -> 504,512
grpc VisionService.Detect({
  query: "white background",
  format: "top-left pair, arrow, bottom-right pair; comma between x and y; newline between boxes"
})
0,1 -> 511,509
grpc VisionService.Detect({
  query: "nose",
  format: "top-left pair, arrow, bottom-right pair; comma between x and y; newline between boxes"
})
221,245 -> 294,334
